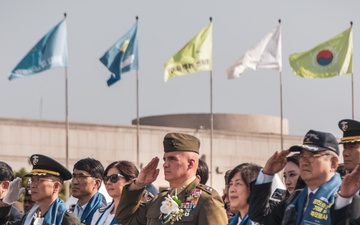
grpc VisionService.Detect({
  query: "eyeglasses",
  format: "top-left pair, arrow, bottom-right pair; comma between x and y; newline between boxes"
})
299,153 -> 333,163
72,173 -> 93,181
29,177 -> 55,185
104,174 -> 124,183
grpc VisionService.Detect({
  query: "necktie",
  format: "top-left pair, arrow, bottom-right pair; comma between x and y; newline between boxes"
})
304,192 -> 313,214
308,192 -> 314,201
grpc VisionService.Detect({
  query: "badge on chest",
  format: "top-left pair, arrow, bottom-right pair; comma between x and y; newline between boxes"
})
181,189 -> 202,216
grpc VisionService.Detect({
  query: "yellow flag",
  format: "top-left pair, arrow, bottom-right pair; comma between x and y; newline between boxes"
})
164,22 -> 212,82
289,27 -> 353,78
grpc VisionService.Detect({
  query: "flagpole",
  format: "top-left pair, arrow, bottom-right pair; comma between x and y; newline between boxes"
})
351,73 -> 354,119
351,21 -> 354,119
210,69 -> 213,186
135,16 -> 140,167
279,19 -> 284,150
64,12 -> 70,200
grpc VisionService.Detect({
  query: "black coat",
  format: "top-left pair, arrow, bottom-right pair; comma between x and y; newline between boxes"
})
332,194 -> 360,225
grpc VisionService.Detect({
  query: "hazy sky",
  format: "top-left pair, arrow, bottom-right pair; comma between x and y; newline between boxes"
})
1,1 -> 359,138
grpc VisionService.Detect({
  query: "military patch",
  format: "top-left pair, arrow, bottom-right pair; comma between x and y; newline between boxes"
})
197,184 -> 212,194
270,188 -> 286,202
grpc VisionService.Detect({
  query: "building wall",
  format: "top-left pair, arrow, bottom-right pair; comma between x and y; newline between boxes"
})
0,116 -> 314,195
133,113 -> 289,135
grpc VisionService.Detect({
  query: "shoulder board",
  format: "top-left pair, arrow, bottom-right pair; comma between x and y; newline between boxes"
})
196,184 -> 213,194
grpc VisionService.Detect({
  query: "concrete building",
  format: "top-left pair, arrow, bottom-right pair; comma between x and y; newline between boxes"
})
0,114 -> 307,195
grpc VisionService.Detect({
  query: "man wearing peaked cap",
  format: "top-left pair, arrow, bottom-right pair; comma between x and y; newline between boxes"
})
0,154 -> 81,225
332,119 -> 360,225
248,130 -> 342,225
116,132 -> 228,225
338,119 -> 360,170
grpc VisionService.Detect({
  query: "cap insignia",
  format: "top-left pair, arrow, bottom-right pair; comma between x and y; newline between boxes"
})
340,121 -> 348,132
32,156 -> 39,165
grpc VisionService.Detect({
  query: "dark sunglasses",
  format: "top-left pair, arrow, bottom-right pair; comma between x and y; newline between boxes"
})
104,174 -> 124,183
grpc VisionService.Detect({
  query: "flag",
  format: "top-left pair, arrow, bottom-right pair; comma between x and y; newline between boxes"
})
100,22 -> 138,86
8,19 -> 68,80
289,27 -> 353,78
164,22 -> 212,82
227,24 -> 282,79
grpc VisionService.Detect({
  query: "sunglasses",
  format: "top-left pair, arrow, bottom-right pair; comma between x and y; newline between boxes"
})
104,174 -> 124,183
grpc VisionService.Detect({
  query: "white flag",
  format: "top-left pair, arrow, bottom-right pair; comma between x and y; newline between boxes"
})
226,24 -> 282,79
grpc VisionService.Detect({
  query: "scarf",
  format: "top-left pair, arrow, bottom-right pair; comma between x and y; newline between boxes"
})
81,192 -> 105,224
95,201 -> 119,225
228,211 -> 253,225
22,198 -> 67,225
283,173 -> 341,225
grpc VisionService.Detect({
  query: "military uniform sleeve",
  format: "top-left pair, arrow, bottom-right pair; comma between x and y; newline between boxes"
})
115,184 -> 147,225
197,186 -> 228,225
61,210 -> 81,225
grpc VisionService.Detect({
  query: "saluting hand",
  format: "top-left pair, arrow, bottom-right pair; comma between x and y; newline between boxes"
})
3,177 -> 25,205
339,164 -> 360,198
263,150 -> 290,175
135,157 -> 160,188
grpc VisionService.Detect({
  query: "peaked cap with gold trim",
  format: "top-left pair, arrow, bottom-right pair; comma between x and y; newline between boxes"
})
338,119 -> 360,144
25,154 -> 72,181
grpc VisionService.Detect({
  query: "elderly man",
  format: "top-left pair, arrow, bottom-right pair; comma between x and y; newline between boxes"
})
331,119 -> 360,224
248,129 -> 341,225
116,132 -> 227,225
0,154 -> 80,224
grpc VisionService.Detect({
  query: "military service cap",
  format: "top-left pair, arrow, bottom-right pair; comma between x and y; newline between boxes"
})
25,154 -> 72,181
289,129 -> 339,155
163,133 -> 200,154
338,119 -> 360,144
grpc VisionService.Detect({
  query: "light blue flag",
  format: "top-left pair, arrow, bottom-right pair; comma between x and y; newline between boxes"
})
100,22 -> 139,86
8,19 -> 68,80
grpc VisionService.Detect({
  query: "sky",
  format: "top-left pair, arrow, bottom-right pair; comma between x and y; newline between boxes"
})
0,1 -> 359,139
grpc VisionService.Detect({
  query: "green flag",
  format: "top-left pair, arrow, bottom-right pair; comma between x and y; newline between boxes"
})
289,27 -> 352,78
164,22 -> 212,82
